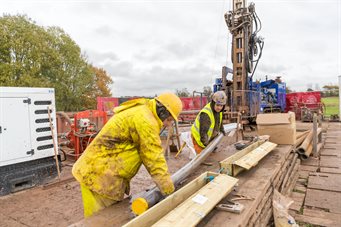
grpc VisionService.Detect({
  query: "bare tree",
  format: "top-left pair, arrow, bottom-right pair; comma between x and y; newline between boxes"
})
175,88 -> 190,97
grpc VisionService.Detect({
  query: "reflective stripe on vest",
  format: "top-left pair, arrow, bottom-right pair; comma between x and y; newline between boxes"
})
191,103 -> 222,148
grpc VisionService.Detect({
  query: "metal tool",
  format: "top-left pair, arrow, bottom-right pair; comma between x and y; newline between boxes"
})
216,201 -> 244,214
230,194 -> 254,202
175,142 -> 186,158
169,137 -> 178,153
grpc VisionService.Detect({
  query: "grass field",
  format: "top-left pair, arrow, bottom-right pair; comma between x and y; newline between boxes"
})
322,96 -> 339,116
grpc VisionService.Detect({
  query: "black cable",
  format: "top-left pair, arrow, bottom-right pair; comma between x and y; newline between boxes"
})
252,13 -> 258,34
250,41 -> 264,79
254,11 -> 262,33
252,40 -> 262,62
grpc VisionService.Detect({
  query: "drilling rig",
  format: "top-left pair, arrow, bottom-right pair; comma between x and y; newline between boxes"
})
217,0 -> 265,120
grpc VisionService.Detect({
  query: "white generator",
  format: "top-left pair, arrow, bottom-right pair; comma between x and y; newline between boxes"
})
0,87 -> 61,195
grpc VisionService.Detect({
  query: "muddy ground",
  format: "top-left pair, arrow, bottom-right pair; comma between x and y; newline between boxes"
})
0,125 -> 240,227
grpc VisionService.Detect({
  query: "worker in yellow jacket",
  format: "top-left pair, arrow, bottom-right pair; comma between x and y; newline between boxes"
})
72,92 -> 182,217
191,91 -> 227,154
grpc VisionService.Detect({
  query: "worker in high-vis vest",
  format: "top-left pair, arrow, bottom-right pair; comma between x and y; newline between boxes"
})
191,91 -> 227,154
72,92 -> 182,217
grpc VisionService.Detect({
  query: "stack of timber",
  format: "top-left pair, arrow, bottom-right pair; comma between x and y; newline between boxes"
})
123,172 -> 238,227
198,145 -> 299,226
219,140 -> 277,176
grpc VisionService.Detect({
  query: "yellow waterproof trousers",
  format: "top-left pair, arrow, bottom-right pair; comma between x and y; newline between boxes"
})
80,184 -> 118,218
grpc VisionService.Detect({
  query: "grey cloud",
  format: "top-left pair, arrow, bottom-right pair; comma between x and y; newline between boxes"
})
84,49 -> 119,64
257,63 -> 287,75
2,0 -> 339,95
102,61 -> 134,81
94,25 -> 116,36
101,60 -> 213,96
165,42 -> 195,58
134,41 -> 197,62
70,2 -> 107,13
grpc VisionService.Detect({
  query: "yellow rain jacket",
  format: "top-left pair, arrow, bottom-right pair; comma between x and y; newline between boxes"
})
72,98 -> 174,202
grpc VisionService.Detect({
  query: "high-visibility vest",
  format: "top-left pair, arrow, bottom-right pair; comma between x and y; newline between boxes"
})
191,103 -> 222,148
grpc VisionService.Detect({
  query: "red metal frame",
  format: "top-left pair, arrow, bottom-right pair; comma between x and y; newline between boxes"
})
72,110 -> 108,160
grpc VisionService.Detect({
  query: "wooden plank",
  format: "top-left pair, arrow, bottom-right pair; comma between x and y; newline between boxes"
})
308,173 -> 341,192
303,208 -> 341,221
298,170 -> 310,179
299,165 -> 318,172
296,178 -> 307,186
325,138 -> 341,144
320,156 -> 341,168
320,167 -> 341,174
219,140 -> 265,175
234,141 -> 277,170
324,144 -> 337,150
285,171 -> 299,195
325,135 -> 340,138
293,213 -> 339,226
258,198 -> 272,226
320,149 -> 341,157
260,207 -> 272,227
273,153 -> 294,187
289,192 -> 305,212
294,185 -> 307,193
289,203 -> 301,213
123,172 -> 215,227
42,177 -> 76,190
301,157 -> 319,167
248,186 -> 272,225
305,189 -> 341,214
280,156 -> 299,192
152,174 -> 238,227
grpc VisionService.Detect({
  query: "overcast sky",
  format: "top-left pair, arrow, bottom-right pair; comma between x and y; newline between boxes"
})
1,0 -> 340,96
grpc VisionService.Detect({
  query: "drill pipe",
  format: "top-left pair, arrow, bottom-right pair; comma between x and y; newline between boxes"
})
132,123 -> 237,212
295,133 -> 308,147
301,142 -> 323,160
296,130 -> 310,140
297,129 -> 313,155
297,128 -> 322,156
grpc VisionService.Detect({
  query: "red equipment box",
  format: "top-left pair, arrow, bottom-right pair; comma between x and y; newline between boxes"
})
285,91 -> 322,120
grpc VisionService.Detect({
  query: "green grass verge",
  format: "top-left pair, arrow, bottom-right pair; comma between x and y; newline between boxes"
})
322,96 -> 339,116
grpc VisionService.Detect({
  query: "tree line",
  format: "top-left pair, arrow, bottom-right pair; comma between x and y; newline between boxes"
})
175,86 -> 213,98
0,14 -> 113,111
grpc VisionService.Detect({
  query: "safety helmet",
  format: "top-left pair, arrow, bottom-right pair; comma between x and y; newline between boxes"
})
155,92 -> 183,121
212,91 -> 227,105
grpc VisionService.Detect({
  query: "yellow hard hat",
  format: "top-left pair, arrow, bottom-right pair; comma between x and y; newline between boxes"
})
155,92 -> 183,121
